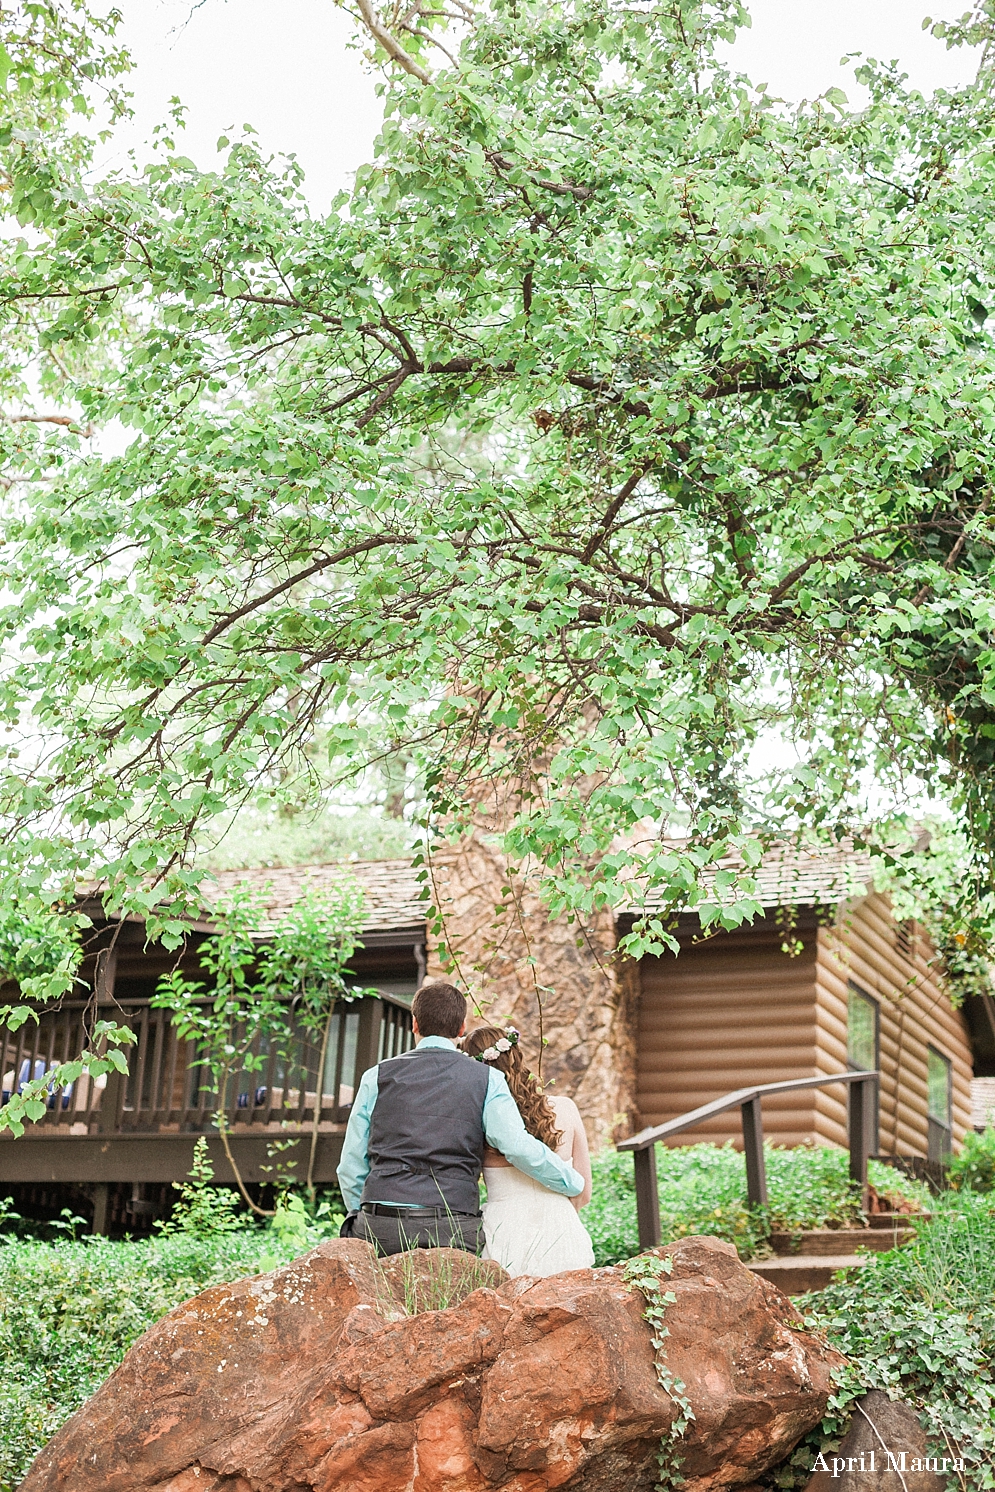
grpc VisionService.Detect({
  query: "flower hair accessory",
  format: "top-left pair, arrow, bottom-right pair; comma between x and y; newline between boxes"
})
474,1027 -> 520,1063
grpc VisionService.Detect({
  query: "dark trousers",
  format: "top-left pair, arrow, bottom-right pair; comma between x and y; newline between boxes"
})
354,1207 -> 484,1256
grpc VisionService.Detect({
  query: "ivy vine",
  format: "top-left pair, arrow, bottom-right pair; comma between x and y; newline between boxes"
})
623,1253 -> 696,1489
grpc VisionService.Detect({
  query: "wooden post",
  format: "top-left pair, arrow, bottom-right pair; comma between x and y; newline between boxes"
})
849,1076 -> 874,1194
95,946 -> 127,1133
95,946 -> 117,1003
741,1095 -> 768,1208
354,998 -> 384,1087
91,1183 -> 109,1236
633,1145 -> 662,1250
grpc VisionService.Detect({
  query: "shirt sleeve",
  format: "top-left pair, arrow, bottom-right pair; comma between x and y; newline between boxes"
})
336,1064 -> 379,1211
483,1069 -> 584,1197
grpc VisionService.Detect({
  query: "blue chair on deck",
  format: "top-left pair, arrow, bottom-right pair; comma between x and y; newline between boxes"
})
14,1059 -> 72,1110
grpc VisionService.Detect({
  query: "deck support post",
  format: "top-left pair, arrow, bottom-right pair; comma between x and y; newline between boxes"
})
849,1076 -> 875,1199
91,1183 -> 109,1236
633,1144 -> 662,1251
741,1095 -> 768,1209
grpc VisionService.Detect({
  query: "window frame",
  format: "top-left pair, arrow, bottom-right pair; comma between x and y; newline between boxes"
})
927,1045 -> 953,1165
846,982 -> 880,1153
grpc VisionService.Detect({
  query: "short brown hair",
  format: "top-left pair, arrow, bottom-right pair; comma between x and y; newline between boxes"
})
412,982 -> 467,1039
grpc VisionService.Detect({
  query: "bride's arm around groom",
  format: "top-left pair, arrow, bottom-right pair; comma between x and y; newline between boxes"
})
335,982 -> 583,1258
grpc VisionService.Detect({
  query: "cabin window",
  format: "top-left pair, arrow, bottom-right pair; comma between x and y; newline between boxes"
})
847,984 -> 880,1153
847,986 -> 879,1072
927,1047 -> 953,1164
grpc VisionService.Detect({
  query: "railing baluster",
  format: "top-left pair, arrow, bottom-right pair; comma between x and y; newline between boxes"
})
52,1011 -> 71,1127
245,1026 -> 263,1126
633,1145 -> 662,1250
261,1030 -> 279,1126
354,998 -> 383,1092
127,1009 -> 150,1128
148,1011 -> 167,1126
6,1022 -> 27,1112
848,1075 -> 875,1195
38,1011 -> 59,1127
741,1095 -> 768,1208
163,1021 -> 181,1127
332,1002 -> 348,1121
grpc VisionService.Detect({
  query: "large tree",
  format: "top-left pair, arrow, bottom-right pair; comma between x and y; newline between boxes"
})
3,0 -> 995,991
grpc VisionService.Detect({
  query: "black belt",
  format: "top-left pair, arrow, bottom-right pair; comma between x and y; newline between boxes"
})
360,1203 -> 481,1220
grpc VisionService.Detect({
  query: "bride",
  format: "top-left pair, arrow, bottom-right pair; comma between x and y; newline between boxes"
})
462,1024 -> 595,1277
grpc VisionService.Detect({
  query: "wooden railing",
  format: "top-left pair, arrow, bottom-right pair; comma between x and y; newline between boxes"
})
1,992 -> 414,1136
617,1070 -> 880,1249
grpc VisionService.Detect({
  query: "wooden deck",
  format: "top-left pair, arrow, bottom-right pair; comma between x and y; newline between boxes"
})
0,991 -> 414,1187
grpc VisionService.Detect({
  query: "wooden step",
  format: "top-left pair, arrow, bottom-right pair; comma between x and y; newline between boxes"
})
769,1227 -> 914,1257
748,1254 -> 867,1295
867,1211 -> 928,1229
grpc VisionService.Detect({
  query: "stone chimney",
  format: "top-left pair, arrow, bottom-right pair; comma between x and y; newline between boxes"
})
425,832 -> 639,1150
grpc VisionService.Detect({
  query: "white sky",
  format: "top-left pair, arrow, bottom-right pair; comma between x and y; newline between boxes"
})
102,0 -> 982,208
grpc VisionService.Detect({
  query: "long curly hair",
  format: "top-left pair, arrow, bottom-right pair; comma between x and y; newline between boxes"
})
463,1025 -> 563,1151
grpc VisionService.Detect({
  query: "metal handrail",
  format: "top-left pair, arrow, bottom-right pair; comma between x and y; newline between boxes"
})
617,1069 -> 880,1249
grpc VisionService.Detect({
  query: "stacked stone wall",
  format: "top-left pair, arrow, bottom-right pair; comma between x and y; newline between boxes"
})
425,835 -> 638,1149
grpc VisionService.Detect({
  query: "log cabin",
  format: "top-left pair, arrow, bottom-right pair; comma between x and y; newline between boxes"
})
0,843 -> 990,1231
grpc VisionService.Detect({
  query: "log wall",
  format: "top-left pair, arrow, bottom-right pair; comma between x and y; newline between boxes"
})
635,893 -> 974,1154
635,918 -> 823,1146
814,892 -> 973,1155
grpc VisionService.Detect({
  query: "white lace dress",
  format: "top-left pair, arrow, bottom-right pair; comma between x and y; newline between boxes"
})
481,1095 -> 595,1277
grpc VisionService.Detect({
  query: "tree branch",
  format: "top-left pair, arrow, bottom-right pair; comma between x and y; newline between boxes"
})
355,0 -> 432,82
580,468 -> 650,563
199,534 -> 414,648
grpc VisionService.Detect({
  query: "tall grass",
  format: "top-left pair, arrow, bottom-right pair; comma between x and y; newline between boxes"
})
373,1248 -> 505,1316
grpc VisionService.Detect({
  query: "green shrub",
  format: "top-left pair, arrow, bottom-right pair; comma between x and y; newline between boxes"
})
0,1150 -> 349,1490
154,1137 -> 253,1239
778,1192 -> 995,1492
581,1143 -> 930,1266
0,1233 -> 279,1488
948,1125 -> 995,1194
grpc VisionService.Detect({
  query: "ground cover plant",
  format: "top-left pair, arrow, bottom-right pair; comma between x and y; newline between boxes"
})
788,1189 -> 995,1491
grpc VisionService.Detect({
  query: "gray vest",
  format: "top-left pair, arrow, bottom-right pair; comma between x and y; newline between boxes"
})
361,1045 -> 490,1214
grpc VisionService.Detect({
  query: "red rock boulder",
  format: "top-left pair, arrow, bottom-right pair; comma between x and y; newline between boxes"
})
21,1235 -> 843,1492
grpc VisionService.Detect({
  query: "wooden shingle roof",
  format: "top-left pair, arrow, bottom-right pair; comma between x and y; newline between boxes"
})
206,859 -> 426,934
207,840 -> 873,937
632,840 -> 873,915
728,841 -> 872,909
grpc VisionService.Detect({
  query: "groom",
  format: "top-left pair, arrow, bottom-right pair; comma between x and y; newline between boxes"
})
337,981 -> 583,1254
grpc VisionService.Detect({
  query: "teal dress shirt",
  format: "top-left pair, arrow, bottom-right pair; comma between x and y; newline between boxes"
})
336,1034 -> 584,1210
